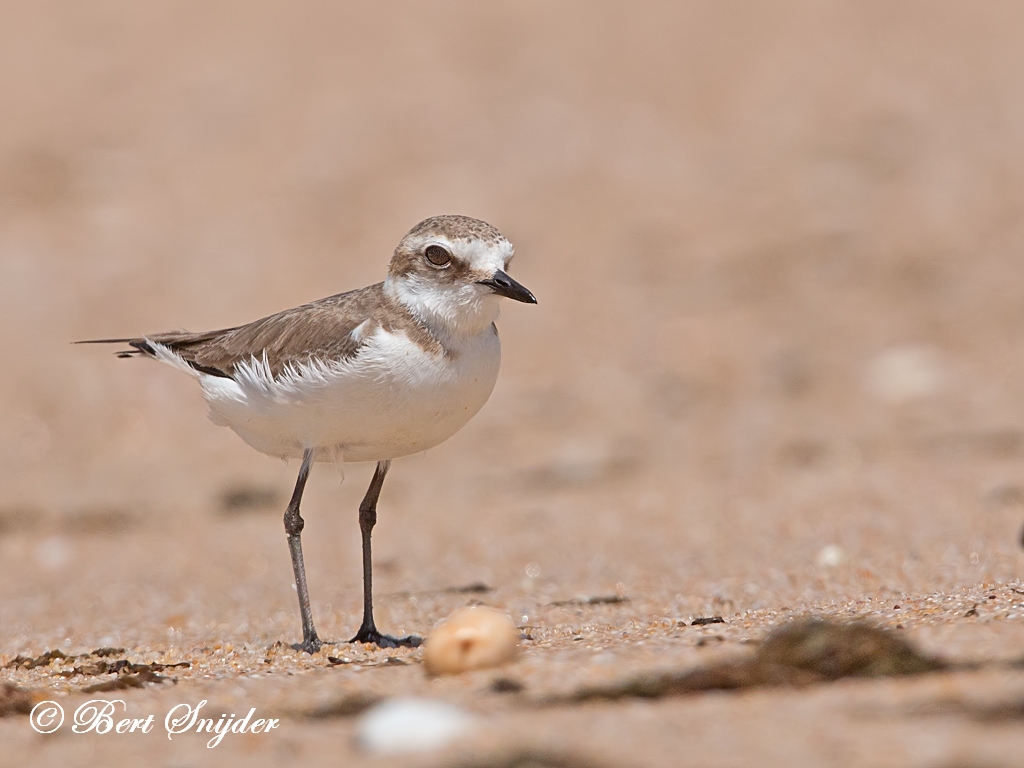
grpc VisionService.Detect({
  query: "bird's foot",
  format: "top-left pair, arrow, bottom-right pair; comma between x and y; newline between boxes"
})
291,633 -> 332,654
349,625 -> 422,648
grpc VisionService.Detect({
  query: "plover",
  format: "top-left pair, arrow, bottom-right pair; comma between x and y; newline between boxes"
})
80,215 -> 536,651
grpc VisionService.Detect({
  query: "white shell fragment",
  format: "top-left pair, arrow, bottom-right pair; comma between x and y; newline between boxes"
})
356,697 -> 473,755
423,606 -> 520,676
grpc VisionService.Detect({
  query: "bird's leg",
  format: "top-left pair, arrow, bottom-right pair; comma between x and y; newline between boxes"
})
284,448 -> 325,653
350,460 -> 421,648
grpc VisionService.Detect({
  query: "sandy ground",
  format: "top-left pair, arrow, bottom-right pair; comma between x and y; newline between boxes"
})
3,3 -> 1024,766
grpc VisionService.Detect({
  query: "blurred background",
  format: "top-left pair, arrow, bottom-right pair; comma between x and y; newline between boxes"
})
2,2 -> 1024,652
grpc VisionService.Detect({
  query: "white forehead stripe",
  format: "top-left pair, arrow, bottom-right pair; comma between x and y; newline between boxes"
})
406,234 -> 513,274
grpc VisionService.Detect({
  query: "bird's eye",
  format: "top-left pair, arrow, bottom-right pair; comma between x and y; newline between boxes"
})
424,245 -> 452,267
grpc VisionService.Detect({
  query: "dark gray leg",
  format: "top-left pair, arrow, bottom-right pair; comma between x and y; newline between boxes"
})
350,460 -> 421,648
285,448 -> 324,653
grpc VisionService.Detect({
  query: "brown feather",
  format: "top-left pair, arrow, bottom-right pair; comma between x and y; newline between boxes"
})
83,283 -> 445,380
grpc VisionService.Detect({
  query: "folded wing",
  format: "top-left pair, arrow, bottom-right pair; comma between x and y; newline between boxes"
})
78,284 -> 387,380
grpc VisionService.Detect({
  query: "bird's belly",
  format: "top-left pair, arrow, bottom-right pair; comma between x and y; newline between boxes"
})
199,328 -> 501,462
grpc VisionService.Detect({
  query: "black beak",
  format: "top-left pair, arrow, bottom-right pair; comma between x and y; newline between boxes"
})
477,269 -> 537,304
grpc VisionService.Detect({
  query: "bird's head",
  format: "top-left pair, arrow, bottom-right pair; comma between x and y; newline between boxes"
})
385,215 -> 536,337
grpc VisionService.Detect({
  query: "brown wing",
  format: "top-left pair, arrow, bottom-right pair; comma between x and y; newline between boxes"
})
82,284 -> 388,379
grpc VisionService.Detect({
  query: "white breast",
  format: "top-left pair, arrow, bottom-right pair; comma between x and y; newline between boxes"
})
194,325 -> 502,462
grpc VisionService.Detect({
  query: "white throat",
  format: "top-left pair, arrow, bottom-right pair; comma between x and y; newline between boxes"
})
384,275 -> 501,340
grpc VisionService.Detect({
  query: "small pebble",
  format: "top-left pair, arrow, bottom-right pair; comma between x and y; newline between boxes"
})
815,544 -> 845,568
423,607 -> 519,676
34,537 -> 70,571
356,698 -> 473,755
864,345 -> 945,404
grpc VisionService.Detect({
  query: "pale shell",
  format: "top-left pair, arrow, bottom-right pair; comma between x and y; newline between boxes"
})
423,607 -> 520,676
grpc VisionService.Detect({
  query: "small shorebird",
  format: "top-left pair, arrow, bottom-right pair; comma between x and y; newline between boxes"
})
80,215 -> 536,651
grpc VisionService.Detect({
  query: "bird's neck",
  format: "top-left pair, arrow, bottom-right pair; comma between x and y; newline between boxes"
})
383,275 -> 501,341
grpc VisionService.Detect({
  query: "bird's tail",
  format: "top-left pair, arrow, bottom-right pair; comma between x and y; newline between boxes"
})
73,337 -> 157,359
